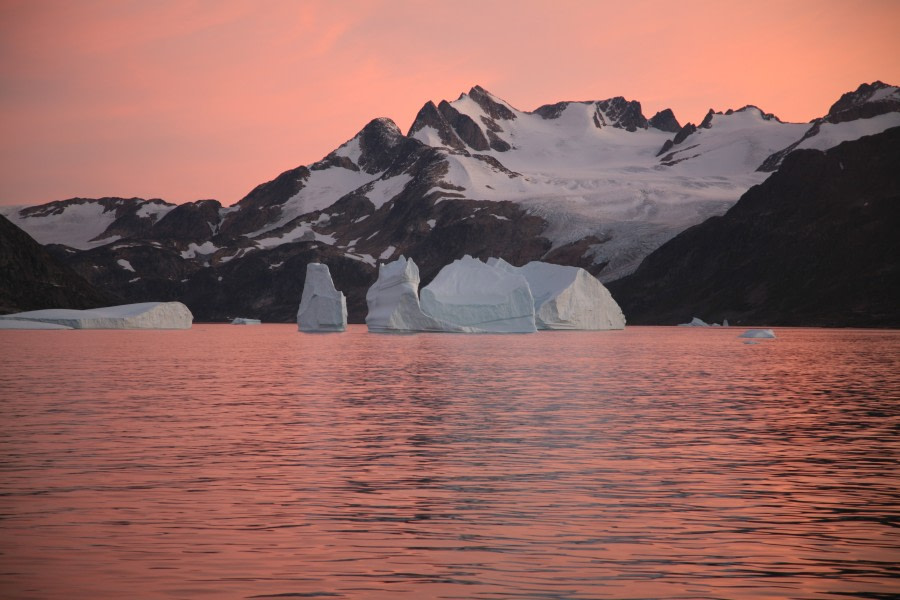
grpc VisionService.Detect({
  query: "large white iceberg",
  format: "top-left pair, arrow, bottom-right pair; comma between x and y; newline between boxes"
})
365,256 -> 469,333
488,258 -> 625,330
297,263 -> 347,332
420,256 -> 536,333
0,302 -> 193,329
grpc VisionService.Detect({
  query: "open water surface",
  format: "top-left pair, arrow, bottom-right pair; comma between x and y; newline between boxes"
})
0,325 -> 898,599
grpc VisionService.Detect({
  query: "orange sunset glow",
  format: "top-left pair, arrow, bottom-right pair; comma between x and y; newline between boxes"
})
1,0 -> 899,207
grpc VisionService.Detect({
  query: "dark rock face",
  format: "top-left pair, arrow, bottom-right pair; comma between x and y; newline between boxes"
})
827,81 -> 900,123
0,215 -> 119,314
468,85 -> 517,120
649,109 -> 680,132
657,122 -> 697,156
608,127 -> 900,327
438,100 -> 490,151
699,109 -> 716,129
355,118 -> 407,173
408,101 -> 466,149
595,97 -> 649,131
152,199 -> 222,241
220,166 -> 310,237
533,97 -> 649,131
533,101 -> 570,120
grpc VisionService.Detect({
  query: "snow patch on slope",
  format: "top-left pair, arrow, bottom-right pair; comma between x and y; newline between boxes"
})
796,113 -> 900,152
1,203 -> 119,249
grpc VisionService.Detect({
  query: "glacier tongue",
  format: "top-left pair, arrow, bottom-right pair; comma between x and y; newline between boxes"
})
365,256 -> 470,333
488,258 -> 625,330
297,263 -> 347,332
419,256 -> 537,333
0,302 -> 193,329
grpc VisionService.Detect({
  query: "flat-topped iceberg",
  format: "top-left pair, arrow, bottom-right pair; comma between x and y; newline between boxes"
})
0,302 -> 193,329
297,263 -> 347,332
739,328 -> 776,339
231,317 -> 261,325
0,319 -> 72,330
488,258 -> 625,330
365,256 -> 469,333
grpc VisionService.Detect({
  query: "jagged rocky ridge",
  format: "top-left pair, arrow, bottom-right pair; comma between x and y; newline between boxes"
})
2,82 -> 898,324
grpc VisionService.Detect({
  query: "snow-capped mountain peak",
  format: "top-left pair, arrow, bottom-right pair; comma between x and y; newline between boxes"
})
758,81 -> 900,171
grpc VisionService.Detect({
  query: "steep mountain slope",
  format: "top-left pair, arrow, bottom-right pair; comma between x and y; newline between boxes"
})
607,127 -> 900,327
759,81 -> 900,171
0,215 -> 120,313
2,82 -> 898,323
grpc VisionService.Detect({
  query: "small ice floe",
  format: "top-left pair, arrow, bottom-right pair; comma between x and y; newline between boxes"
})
231,318 -> 261,325
739,328 -> 776,339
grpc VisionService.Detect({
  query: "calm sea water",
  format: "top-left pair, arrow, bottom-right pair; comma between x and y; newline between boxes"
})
1,325 -> 898,599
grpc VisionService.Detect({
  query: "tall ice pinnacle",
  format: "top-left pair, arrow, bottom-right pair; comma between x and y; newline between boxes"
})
297,263 -> 347,332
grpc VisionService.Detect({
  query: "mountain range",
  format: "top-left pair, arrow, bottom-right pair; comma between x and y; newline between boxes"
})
2,81 -> 899,325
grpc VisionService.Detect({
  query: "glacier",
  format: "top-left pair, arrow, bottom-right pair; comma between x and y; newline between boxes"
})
297,263 -> 347,332
420,256 -> 537,333
0,302 -> 193,329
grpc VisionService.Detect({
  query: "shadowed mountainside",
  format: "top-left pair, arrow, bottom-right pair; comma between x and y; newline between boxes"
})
607,127 -> 900,327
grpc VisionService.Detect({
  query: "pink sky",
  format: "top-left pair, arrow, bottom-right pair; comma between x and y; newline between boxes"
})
1,0 -> 898,207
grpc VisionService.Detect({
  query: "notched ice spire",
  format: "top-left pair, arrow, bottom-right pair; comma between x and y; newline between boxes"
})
297,263 -> 347,332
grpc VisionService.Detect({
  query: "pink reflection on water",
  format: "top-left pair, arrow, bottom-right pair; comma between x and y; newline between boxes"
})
1,325 -> 898,599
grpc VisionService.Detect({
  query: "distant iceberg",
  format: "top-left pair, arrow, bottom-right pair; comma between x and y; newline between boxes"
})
678,316 -> 730,327
679,317 -> 710,327
739,328 -> 776,339
420,256 -> 536,333
297,263 -> 347,332
488,258 -> 624,330
0,302 -> 193,329
231,317 -> 261,325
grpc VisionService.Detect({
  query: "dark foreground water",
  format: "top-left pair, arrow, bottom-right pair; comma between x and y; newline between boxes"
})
0,325 -> 898,599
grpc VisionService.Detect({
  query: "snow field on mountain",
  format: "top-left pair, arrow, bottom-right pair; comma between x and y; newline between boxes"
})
1,203 -> 121,250
796,113 -> 900,152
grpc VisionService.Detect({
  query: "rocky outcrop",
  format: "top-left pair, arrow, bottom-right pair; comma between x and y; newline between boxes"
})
152,199 -> 221,241
608,127 -> 900,327
469,85 -> 517,121
408,101 -> 466,150
649,109 -> 680,132
595,97 -> 649,131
